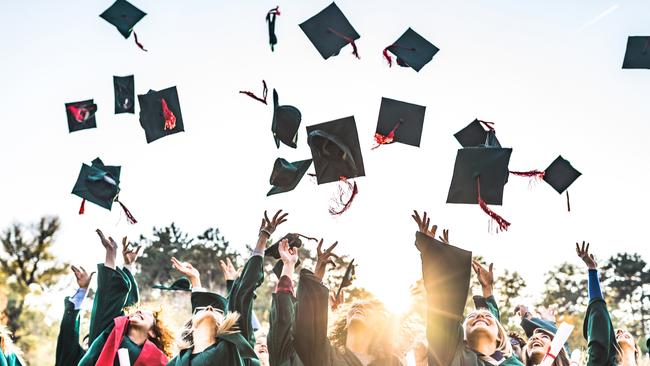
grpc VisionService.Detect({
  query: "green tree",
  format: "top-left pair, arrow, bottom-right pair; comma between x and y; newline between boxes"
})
541,262 -> 588,314
495,270 -> 527,327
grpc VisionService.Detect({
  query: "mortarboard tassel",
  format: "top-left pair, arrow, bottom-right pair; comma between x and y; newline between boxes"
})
509,170 -> 545,178
478,120 -> 495,131
476,176 -> 510,232
329,177 -> 358,215
116,199 -> 137,224
79,199 -> 86,215
266,6 -> 281,51
566,191 -> 571,212
239,80 -> 268,104
296,233 -> 319,242
372,120 -> 402,149
133,32 -> 148,52
161,98 -> 177,130
327,27 -> 360,59
382,45 -> 416,67
67,105 -> 93,123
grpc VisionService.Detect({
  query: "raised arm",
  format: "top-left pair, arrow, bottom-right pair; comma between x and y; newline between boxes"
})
471,260 -> 500,321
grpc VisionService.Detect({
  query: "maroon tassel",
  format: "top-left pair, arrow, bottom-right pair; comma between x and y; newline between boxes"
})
478,120 -> 495,131
79,199 -> 86,215
161,98 -> 177,130
327,27 -> 360,59
117,200 -> 137,224
476,177 -> 510,232
382,44 -> 416,67
566,191 -> 571,212
133,32 -> 148,52
267,6 -> 281,16
382,47 -> 393,67
239,80 -> 268,104
372,121 -> 401,149
509,170 -> 545,178
329,177 -> 358,215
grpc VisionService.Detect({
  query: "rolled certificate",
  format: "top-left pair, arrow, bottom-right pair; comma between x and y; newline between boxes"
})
570,349 -> 582,365
117,348 -> 131,366
539,322 -> 574,366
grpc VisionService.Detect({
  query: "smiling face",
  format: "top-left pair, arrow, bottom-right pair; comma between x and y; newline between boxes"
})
464,309 -> 499,344
128,309 -> 155,331
191,306 -> 224,329
615,328 -> 637,351
525,329 -> 553,363
254,336 -> 269,365
346,301 -> 385,329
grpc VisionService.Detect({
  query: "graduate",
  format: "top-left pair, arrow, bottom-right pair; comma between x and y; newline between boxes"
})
54,266 -> 95,366
0,326 -> 24,366
412,210 -> 523,366
293,239 -> 406,365
513,305 -> 570,366
577,242 -> 642,366
77,229 -> 173,366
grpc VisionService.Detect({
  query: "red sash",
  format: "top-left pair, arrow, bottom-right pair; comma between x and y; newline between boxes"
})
95,316 -> 168,366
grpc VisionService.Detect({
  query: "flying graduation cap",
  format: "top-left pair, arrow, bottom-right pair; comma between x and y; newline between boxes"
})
153,277 -> 192,292
272,89 -> 302,148
268,158 -> 312,196
383,28 -> 439,72
71,158 -> 137,224
335,259 -> 355,300
266,233 -> 317,278
300,2 -> 360,60
622,36 -> 650,69
373,97 -> 426,149
137,86 -> 184,143
266,6 -> 281,52
65,99 -> 98,133
113,75 -> 135,114
99,0 -> 148,51
454,119 -> 501,148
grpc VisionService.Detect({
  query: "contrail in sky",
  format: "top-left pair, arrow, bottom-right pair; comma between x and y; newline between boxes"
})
578,4 -> 619,32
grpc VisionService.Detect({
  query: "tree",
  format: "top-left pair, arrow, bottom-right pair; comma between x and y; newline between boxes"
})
495,270 -> 526,327
0,216 -> 68,348
540,262 -> 588,314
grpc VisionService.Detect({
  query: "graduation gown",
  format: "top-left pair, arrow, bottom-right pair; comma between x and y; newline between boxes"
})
0,348 -> 23,366
293,269 -> 403,366
583,298 -> 618,366
55,297 -> 86,366
268,289 -> 303,366
166,333 -> 257,366
415,232 -> 522,366
228,255 -> 264,347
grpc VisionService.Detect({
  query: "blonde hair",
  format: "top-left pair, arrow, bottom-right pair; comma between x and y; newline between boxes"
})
614,328 -> 640,364
463,309 -> 513,359
177,311 -> 241,350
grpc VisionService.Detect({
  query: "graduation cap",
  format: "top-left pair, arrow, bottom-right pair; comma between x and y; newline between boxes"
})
153,277 -> 192,292
65,100 -> 98,133
99,0 -> 148,51
137,86 -> 184,143
191,291 -> 228,313
454,119 -> 501,148
622,36 -> 650,69
373,97 -> 426,149
272,89 -> 302,148
71,158 -> 137,223
383,28 -> 439,72
335,259 -> 355,300
113,75 -> 135,114
268,158 -> 312,196
266,6 -> 281,51
299,2 -> 360,60
266,233 -> 317,278
447,146 -> 513,231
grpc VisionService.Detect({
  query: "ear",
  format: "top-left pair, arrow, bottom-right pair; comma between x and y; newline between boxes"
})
148,329 -> 156,339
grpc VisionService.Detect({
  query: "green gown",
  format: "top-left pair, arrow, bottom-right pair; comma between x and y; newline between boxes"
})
415,232 -> 523,366
293,269 -> 403,366
583,298 -> 617,366
166,333 -> 258,366
55,296 -> 86,366
0,347 -> 23,366
78,264 -> 143,366
268,289 -> 303,366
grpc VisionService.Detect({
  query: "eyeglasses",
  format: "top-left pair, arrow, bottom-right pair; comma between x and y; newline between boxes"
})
193,306 -> 224,315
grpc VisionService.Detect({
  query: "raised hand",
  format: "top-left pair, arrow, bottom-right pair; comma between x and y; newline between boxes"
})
71,265 -> 95,289
514,304 -> 532,319
576,241 -> 597,270
329,290 -> 344,311
536,306 -> 556,322
259,209 -> 289,237
219,257 -> 238,281
171,257 -> 201,288
314,239 -> 338,281
471,259 -> 494,297
122,236 -> 142,266
96,229 -> 118,269
411,210 -> 449,243
278,239 -> 299,266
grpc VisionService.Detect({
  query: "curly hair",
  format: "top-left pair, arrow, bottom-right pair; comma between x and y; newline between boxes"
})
124,306 -> 174,357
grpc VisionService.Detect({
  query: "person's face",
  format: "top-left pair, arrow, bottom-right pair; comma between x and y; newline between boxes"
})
615,329 -> 636,351
255,336 -> 269,365
191,306 -> 223,328
346,301 -> 384,328
464,310 -> 499,343
525,329 -> 553,362
128,309 -> 155,331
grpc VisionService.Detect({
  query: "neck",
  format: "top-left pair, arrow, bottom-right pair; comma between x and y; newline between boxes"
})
127,326 -> 149,346
471,335 -> 497,358
619,348 -> 636,366
192,321 -> 217,353
346,324 -> 373,357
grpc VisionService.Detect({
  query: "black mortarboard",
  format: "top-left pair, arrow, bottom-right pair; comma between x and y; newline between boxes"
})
307,116 -> 365,184
114,75 -> 135,114
335,259 -> 355,298
454,119 -> 501,148
191,292 -> 228,313
299,2 -> 360,60
99,0 -> 146,39
265,233 -> 304,259
521,317 -> 559,338
447,147 -> 512,205
543,156 -> 581,194
268,158 -> 312,196
383,28 -> 439,72
65,99 -> 97,133
72,158 -> 121,210
137,86 -> 184,143
272,89 -> 301,148
622,36 -> 650,69
153,277 -> 192,292
374,97 -> 426,147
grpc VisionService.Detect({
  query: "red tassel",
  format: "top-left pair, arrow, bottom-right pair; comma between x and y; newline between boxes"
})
478,120 -> 495,131
383,47 -> 393,67
133,32 -> 148,52
239,80 -> 268,104
327,27 -> 360,59
509,170 -> 545,178
79,199 -> 86,215
161,98 -> 176,130
476,177 -> 510,232
117,200 -> 137,224
267,6 -> 281,17
67,105 -> 90,123
372,121 -> 401,149
566,191 -> 571,212
329,177 -> 358,215
383,44 -> 416,67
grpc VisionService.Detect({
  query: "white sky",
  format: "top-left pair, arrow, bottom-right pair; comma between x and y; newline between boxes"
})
1,0 -> 649,313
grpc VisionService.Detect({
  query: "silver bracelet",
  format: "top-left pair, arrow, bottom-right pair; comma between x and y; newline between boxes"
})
259,228 -> 272,237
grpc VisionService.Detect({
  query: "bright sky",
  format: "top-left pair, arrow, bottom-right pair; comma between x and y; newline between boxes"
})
1,0 -> 649,314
